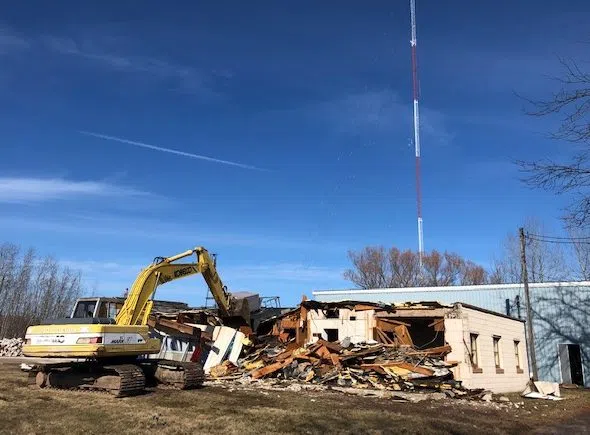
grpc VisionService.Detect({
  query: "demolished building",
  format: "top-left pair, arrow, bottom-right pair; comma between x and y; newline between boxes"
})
259,300 -> 530,393
128,297 -> 529,394
314,282 -> 589,387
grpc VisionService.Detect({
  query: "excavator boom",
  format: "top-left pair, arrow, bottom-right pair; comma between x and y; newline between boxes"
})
115,247 -> 238,325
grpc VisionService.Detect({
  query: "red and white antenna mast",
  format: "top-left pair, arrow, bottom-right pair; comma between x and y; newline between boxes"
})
410,0 -> 424,266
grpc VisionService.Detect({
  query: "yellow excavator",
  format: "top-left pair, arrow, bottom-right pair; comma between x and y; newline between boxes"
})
22,246 -> 249,396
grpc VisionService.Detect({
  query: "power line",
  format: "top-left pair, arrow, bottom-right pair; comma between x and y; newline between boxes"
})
527,232 -> 590,241
526,235 -> 590,245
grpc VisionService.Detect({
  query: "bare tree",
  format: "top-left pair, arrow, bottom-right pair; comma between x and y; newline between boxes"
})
389,248 -> 421,287
0,243 -> 84,338
421,251 -> 464,286
518,57 -> 590,227
343,246 -> 389,289
566,226 -> 590,280
492,217 -> 570,284
461,261 -> 488,285
344,246 -> 486,288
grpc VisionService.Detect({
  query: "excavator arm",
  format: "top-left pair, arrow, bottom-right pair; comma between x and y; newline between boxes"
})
115,247 -> 246,326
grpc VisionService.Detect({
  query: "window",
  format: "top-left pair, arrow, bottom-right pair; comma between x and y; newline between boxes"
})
73,300 -> 97,318
325,309 -> 339,319
98,302 -> 108,318
493,336 -> 504,373
107,303 -> 120,319
325,328 -> 338,342
514,340 -> 523,373
350,316 -> 357,321
470,333 -> 481,373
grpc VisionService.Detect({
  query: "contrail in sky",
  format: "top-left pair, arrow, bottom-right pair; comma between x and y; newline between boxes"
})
79,131 -> 265,171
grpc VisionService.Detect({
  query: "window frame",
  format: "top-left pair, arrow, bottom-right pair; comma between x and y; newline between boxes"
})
514,340 -> 524,374
493,336 -> 504,374
470,333 -> 482,373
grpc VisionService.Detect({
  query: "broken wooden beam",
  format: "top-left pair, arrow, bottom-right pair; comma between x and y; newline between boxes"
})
361,362 -> 435,376
147,316 -> 201,337
315,339 -> 343,353
250,357 -> 294,379
406,345 -> 452,356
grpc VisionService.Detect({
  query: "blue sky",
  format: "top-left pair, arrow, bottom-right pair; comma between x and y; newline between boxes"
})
0,1 -> 588,306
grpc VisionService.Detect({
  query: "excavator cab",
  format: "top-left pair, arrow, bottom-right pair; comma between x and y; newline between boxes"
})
71,297 -> 123,319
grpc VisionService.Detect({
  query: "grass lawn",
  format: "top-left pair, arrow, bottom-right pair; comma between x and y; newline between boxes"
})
0,362 -> 589,434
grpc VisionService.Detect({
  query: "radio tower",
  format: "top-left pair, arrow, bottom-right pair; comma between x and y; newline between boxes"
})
410,0 -> 424,266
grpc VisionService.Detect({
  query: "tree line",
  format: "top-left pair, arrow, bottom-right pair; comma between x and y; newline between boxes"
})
0,243 -> 83,338
344,246 -> 487,289
345,217 -> 590,289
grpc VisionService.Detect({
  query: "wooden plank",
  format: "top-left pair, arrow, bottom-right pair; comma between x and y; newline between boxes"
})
360,362 -> 403,369
147,317 -> 199,336
330,354 -> 341,367
279,319 -> 299,329
382,327 -> 395,344
373,328 -> 385,343
314,345 -> 332,360
285,341 -> 301,352
368,366 -> 388,375
340,345 -> 384,361
395,363 -> 435,376
406,345 -> 452,356
315,339 -> 342,353
428,318 -> 445,332
393,325 -> 414,347
374,327 -> 393,344
250,357 -> 293,379
306,342 -> 322,353
275,350 -> 294,361
361,362 -> 435,376
376,318 -> 411,327
427,318 -> 442,327
354,304 -> 378,311
376,319 -> 395,333
271,324 -> 280,336
300,304 -> 309,345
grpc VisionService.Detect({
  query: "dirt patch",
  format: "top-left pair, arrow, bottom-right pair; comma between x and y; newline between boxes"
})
0,362 -> 589,434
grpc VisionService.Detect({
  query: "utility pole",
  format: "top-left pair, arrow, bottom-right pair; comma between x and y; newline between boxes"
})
520,227 -> 538,380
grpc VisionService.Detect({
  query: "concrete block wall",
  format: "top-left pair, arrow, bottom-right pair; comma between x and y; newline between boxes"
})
444,318 -> 467,382
307,308 -> 375,344
447,306 -> 529,393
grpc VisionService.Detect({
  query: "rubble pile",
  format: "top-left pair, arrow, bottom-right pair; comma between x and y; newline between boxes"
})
140,299 -> 495,400
211,338 -> 485,398
0,338 -> 24,357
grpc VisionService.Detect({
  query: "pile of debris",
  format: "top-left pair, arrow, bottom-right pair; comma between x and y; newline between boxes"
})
141,299 -> 497,400
210,337 -> 484,399
0,338 -> 24,357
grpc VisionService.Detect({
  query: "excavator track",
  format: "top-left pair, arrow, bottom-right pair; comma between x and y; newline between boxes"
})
150,360 -> 204,390
103,364 -> 146,397
177,361 -> 205,389
31,362 -> 146,397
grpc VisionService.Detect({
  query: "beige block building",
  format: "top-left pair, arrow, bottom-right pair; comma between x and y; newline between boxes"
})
297,301 -> 529,393
443,304 -> 529,393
